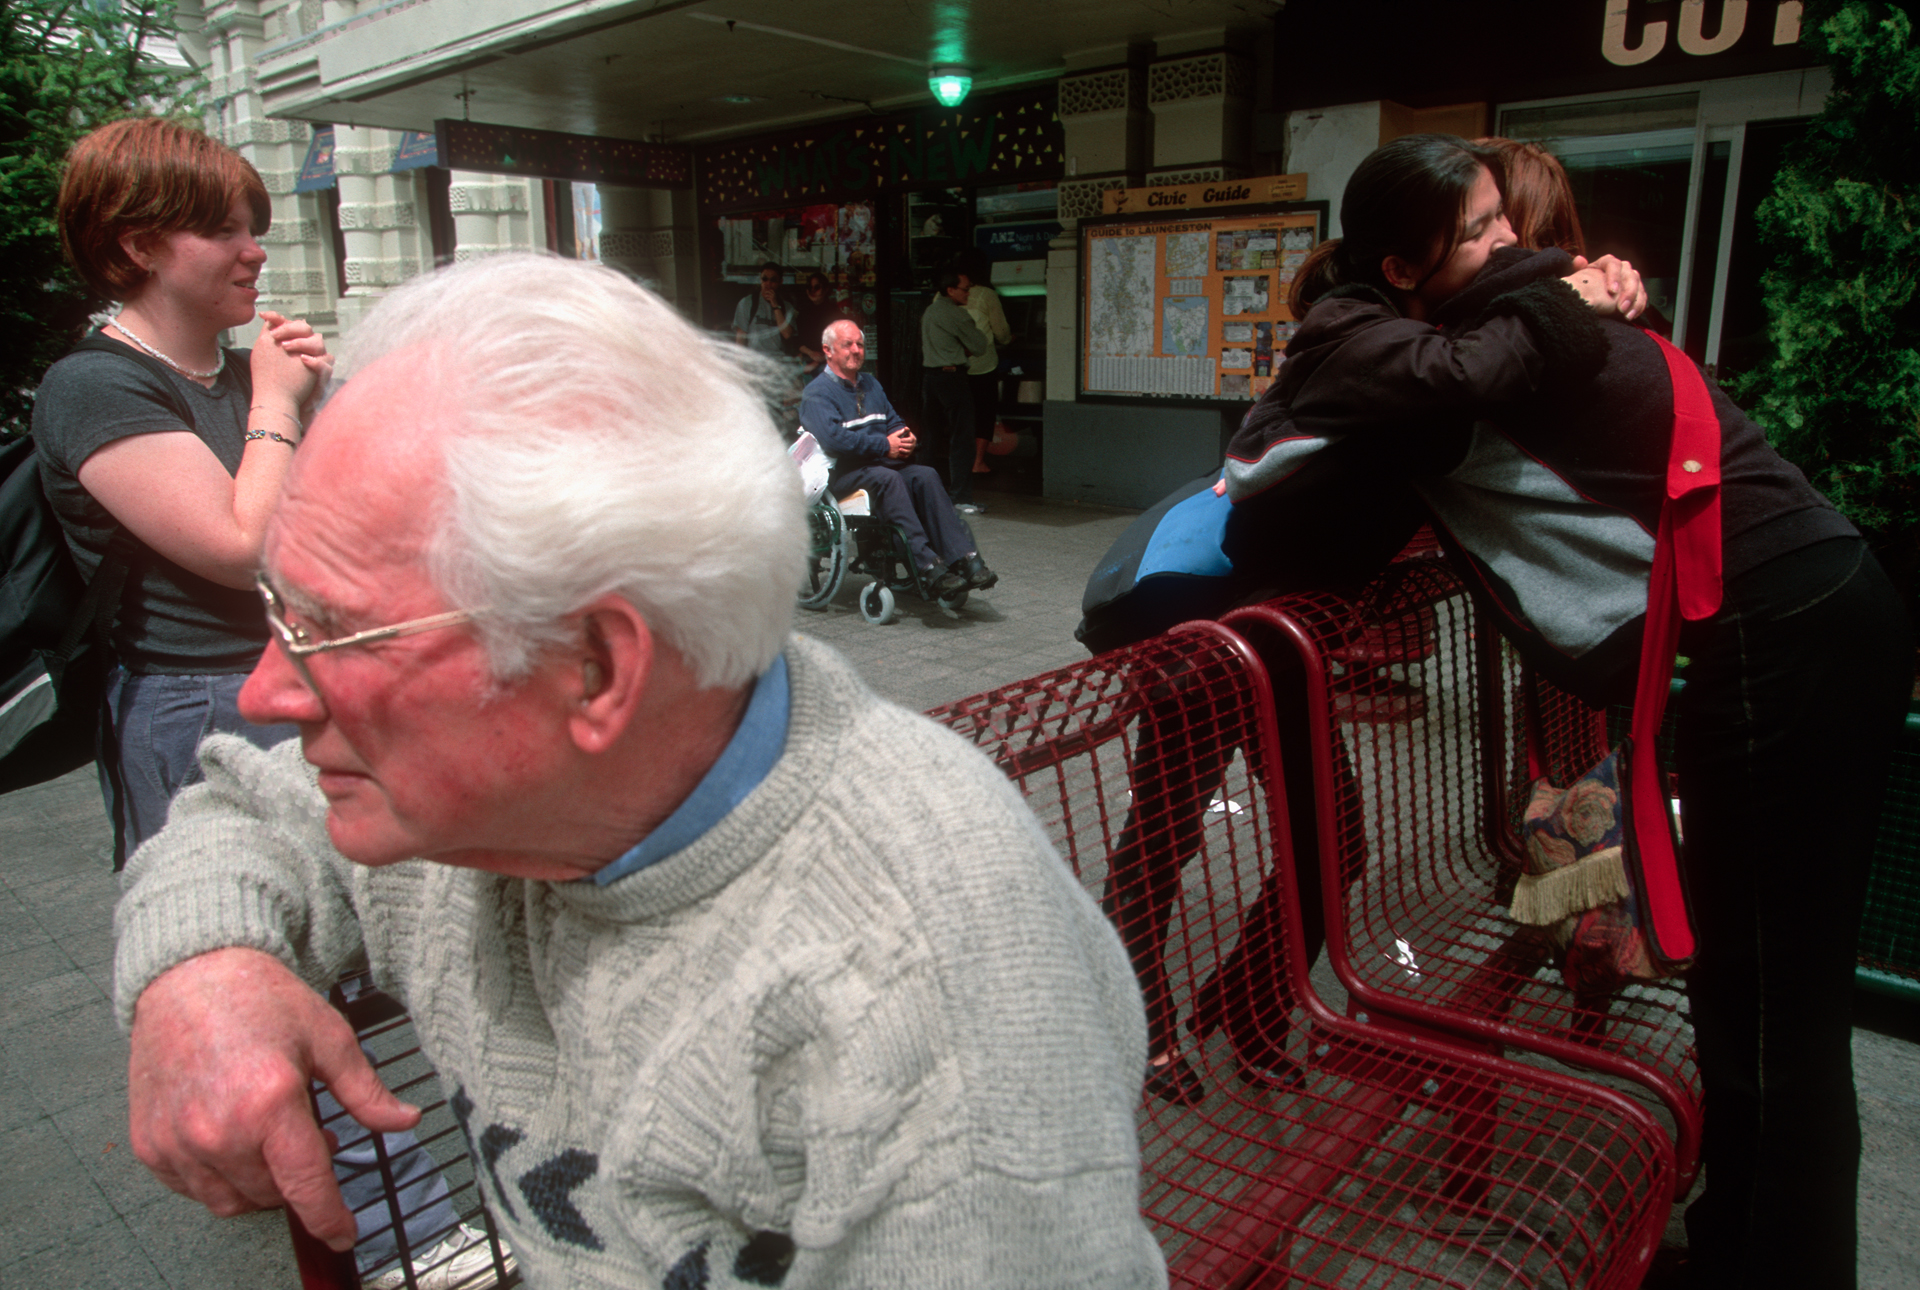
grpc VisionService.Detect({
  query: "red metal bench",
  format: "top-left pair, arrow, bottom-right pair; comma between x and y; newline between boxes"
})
289,972 -> 518,1290
929,622 -> 1674,1288
1222,557 -> 1704,1197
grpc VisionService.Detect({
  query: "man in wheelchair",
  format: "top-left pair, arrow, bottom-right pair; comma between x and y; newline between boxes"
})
799,319 -> 997,598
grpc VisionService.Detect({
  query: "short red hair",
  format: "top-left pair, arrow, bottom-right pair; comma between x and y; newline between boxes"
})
59,116 -> 271,301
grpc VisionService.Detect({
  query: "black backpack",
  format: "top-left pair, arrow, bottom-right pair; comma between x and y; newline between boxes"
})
0,430 -> 127,793
0,337 -> 244,798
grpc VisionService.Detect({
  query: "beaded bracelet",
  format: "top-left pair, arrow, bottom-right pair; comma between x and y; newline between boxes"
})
244,429 -> 299,448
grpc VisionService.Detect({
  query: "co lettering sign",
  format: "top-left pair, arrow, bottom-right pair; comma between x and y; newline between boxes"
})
1274,1 -> 1818,109
1603,0 -> 1804,66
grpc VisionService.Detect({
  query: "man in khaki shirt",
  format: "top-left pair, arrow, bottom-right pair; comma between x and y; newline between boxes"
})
919,266 -> 991,511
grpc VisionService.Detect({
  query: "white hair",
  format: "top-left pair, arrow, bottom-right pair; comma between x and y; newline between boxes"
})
821,318 -> 861,352
332,254 -> 804,690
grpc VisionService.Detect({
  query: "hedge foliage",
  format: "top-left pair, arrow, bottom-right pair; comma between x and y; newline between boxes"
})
1,0 -> 201,435
1738,0 -> 1920,543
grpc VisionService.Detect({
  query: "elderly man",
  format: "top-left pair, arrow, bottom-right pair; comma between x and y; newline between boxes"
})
800,318 -> 996,596
113,256 -> 1163,1290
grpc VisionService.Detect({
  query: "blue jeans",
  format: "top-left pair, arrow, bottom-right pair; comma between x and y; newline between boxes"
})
1676,539 -> 1912,1289
100,668 -> 294,864
101,667 -> 457,1271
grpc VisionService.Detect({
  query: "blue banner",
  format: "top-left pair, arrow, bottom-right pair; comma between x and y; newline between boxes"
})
293,125 -> 336,193
391,130 -> 440,171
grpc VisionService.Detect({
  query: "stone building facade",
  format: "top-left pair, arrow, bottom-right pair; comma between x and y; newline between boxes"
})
182,0 -> 547,342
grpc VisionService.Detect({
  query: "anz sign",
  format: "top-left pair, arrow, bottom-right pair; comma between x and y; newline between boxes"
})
1603,0 -> 1804,66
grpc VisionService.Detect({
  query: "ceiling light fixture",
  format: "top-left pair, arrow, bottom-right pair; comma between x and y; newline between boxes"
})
928,65 -> 972,108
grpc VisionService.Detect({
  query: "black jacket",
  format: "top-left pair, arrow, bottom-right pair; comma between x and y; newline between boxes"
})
1224,247 -> 1851,702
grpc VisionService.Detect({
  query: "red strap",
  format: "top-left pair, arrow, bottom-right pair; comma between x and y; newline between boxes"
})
1627,333 -> 1722,964
1652,333 -> 1723,622
1630,508 -> 1694,960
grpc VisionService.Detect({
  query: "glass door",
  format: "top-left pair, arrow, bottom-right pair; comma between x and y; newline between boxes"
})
1498,71 -> 1828,373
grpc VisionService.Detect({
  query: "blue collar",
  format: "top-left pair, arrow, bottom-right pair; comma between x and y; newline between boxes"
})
589,653 -> 791,886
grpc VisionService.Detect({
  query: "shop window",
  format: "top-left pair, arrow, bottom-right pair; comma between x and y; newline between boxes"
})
1554,135 -> 1731,334
1709,117 -> 1810,379
571,182 -> 602,262
716,201 -> 880,340
318,186 -> 349,297
1500,92 -> 1700,141
424,166 -> 456,268
543,179 -> 575,257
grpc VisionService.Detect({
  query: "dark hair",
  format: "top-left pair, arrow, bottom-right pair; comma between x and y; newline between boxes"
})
933,267 -> 965,294
1288,133 -> 1502,317
759,262 -> 783,278
955,250 -> 991,284
1474,136 -> 1585,257
805,272 -> 829,291
59,116 -> 271,302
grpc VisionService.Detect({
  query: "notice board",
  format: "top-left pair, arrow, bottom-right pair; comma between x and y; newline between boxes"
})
1078,201 -> 1327,403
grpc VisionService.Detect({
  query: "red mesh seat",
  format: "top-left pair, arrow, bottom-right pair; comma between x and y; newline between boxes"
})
1223,557 -> 1703,1197
930,623 -> 1674,1287
289,972 -> 519,1289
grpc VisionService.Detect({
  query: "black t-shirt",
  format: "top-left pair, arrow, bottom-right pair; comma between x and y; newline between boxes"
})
31,335 -> 270,674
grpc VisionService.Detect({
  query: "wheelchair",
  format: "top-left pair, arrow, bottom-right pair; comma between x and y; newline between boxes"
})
799,488 -> 973,624
791,431 -> 974,625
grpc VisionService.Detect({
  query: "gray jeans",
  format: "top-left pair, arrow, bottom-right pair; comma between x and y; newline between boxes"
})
101,667 -> 458,1270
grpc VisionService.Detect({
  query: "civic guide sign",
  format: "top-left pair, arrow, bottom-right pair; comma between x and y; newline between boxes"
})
1079,201 -> 1328,403
1101,174 -> 1308,217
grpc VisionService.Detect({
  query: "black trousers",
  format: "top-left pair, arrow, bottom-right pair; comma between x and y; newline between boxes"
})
919,368 -> 976,504
1676,537 -> 1911,1290
968,371 -> 998,443
833,462 -> 972,571
1101,633 -> 1366,1065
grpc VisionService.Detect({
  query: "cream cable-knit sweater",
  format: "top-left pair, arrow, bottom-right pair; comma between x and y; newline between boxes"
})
114,636 -> 1166,1289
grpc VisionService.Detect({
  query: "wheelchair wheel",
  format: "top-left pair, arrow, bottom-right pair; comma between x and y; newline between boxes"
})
797,501 -> 848,610
936,589 -> 969,617
858,581 -> 897,625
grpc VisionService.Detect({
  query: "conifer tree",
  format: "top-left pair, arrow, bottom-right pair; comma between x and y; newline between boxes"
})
1738,0 -> 1920,607
0,0 -> 202,435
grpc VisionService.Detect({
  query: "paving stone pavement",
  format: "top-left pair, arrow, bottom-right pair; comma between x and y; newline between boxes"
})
2,484 -> 1915,1288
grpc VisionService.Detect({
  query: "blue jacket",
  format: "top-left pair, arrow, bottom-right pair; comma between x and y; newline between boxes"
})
798,369 -> 905,478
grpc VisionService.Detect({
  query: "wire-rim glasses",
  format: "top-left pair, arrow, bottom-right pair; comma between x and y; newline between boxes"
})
256,572 -> 483,693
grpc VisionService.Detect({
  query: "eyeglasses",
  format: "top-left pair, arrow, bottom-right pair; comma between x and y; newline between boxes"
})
257,572 -> 484,696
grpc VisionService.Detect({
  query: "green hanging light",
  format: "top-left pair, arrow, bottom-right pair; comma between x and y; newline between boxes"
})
928,66 -> 972,108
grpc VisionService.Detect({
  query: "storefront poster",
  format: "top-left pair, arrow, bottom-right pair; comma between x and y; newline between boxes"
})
1080,204 -> 1326,402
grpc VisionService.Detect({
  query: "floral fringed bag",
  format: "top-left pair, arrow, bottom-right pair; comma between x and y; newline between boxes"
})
1510,331 -> 1722,998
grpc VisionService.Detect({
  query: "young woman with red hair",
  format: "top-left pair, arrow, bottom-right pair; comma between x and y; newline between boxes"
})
33,116 -> 327,858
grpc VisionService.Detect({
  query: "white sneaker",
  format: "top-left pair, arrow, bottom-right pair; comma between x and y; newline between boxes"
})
365,1223 -> 514,1290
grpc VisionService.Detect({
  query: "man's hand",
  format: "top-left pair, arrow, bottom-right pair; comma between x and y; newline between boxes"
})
1566,254 -> 1648,321
127,947 -> 423,1251
886,428 -> 915,459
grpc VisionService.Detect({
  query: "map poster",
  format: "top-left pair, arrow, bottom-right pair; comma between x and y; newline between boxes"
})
1078,201 -> 1326,403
